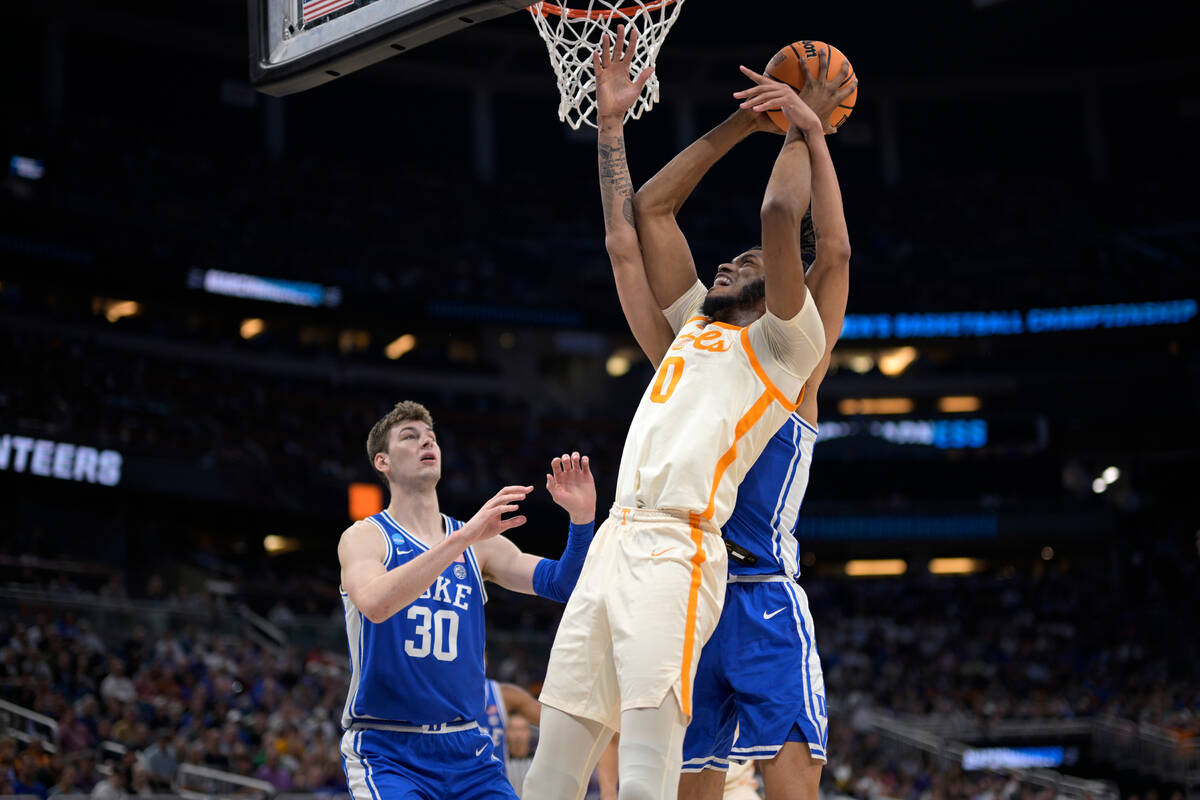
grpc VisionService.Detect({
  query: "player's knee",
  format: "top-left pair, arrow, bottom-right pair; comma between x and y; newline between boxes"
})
617,740 -> 675,800
522,760 -> 586,800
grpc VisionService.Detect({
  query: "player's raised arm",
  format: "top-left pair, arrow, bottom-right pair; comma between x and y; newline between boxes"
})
474,452 -> 595,599
633,103 -> 776,312
498,683 -> 543,726
339,485 -> 531,623
798,49 -> 856,358
736,65 -> 822,320
595,26 -> 674,364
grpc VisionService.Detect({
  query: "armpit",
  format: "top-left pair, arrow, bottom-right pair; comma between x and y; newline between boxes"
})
748,290 -> 826,383
661,280 -> 708,334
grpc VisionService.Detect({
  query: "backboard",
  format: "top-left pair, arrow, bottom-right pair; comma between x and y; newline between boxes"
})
249,0 -> 531,96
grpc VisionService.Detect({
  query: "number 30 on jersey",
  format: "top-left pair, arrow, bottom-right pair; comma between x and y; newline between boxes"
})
404,606 -> 459,661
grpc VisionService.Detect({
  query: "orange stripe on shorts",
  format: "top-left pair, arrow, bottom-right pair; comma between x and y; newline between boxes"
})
679,512 -> 706,717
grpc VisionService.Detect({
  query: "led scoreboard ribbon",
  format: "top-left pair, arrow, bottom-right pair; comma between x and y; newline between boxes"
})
842,298 -> 1196,340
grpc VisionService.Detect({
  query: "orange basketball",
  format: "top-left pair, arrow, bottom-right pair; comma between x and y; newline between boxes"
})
763,40 -> 857,133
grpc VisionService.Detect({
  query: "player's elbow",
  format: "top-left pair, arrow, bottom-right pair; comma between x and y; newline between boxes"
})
351,592 -> 391,624
604,231 -> 640,261
631,188 -> 676,220
361,606 -> 392,625
760,195 -> 803,228
823,235 -> 852,265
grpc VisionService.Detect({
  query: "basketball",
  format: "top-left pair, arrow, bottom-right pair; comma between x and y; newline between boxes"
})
763,40 -> 857,133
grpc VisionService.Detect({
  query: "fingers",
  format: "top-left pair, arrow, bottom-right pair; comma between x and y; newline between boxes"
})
598,32 -> 611,68
499,515 -> 527,532
835,60 -> 851,83
622,26 -> 639,66
817,44 -> 829,81
733,83 -> 776,100
547,452 -> 590,486
835,78 -> 858,104
633,66 -> 653,94
738,65 -> 770,85
489,485 -> 532,507
740,85 -> 793,112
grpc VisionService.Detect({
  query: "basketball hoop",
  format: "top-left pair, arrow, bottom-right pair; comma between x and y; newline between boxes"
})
527,0 -> 686,129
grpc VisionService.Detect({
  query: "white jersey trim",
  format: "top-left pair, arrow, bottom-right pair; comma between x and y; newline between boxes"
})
364,516 -> 396,569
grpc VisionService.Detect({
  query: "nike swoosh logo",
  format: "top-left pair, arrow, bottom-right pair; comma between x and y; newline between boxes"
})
475,744 -> 488,757
396,548 -> 412,555
650,547 -> 675,557
763,607 -> 787,620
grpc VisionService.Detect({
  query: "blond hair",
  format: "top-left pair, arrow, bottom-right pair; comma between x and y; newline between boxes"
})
366,401 -> 434,484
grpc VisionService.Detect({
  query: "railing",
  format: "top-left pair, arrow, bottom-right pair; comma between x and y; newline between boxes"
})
173,764 -> 276,800
863,710 -> 1119,800
0,698 -> 59,752
1092,716 -> 1200,790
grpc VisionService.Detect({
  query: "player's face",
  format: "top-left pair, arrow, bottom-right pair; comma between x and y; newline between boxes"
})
385,421 -> 440,484
506,716 -> 532,758
709,249 -> 765,300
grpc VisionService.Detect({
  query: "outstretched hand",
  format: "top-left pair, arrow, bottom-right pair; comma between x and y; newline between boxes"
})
458,485 -> 531,546
594,24 -> 654,123
734,65 -> 824,136
546,452 -> 596,525
796,46 -> 857,135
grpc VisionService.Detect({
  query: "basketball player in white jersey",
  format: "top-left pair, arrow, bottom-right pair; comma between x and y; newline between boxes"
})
584,30 -> 854,800
338,401 -> 596,799
523,28 -> 828,800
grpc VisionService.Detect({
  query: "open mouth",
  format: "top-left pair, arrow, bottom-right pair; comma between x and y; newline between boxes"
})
714,274 -> 732,287
420,454 -> 438,464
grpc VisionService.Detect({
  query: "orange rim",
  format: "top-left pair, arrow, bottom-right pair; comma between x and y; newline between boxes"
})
528,0 -> 675,20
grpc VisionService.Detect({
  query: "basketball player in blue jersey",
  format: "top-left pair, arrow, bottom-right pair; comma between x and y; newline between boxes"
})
338,400 -> 596,800
479,678 -> 541,765
592,30 -> 853,800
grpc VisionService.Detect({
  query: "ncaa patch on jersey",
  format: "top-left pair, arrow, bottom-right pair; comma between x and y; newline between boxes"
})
391,533 -> 404,544
454,564 -> 467,580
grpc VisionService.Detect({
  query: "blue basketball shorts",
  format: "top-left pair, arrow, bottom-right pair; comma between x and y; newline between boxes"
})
340,723 -> 516,800
681,577 -> 828,771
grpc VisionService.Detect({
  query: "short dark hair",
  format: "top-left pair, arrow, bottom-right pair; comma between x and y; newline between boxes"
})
748,213 -> 814,267
800,210 -> 816,268
366,401 -> 434,484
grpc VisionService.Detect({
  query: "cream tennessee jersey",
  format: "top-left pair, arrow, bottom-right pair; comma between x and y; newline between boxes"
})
614,282 -> 825,529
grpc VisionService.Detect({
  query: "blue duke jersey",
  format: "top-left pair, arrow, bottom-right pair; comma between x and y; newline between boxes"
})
723,414 -> 817,579
341,511 -> 488,728
478,679 -> 509,763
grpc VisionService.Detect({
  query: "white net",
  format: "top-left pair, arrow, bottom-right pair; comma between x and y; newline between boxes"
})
527,0 -> 687,130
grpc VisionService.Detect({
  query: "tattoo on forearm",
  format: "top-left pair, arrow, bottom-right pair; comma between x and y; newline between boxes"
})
598,135 -> 637,230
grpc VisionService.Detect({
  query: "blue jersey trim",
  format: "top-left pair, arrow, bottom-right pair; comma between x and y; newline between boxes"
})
768,422 -> 804,570
379,510 -> 430,553
785,581 -> 826,750
794,414 -> 818,437
448,515 -> 489,605
357,731 -> 384,800
365,516 -> 396,569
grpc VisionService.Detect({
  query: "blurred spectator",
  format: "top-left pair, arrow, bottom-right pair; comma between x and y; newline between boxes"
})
55,707 -> 94,754
141,730 -> 178,787
47,763 -> 82,797
11,751 -> 49,799
253,749 -> 293,792
89,765 -> 126,800
99,659 -> 135,705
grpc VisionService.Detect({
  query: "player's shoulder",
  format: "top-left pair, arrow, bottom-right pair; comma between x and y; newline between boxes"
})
338,517 -> 385,558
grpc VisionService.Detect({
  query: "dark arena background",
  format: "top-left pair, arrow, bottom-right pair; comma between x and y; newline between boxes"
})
2,1 -> 1199,798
